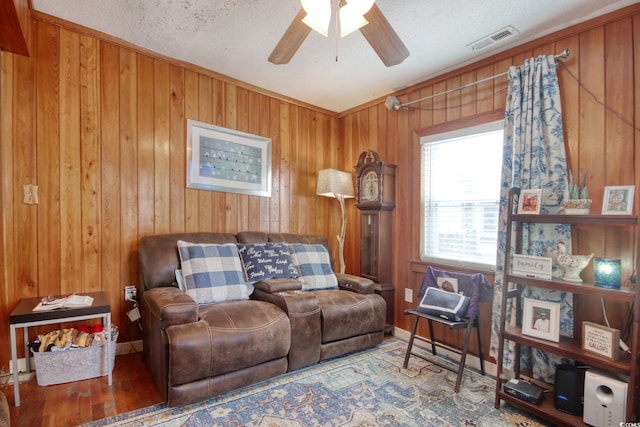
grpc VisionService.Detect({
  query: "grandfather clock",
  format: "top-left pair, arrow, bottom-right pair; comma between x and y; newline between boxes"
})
354,150 -> 396,334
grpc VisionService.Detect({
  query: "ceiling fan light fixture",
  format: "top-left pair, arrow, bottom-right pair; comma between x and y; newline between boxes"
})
301,0 -> 331,37
339,4 -> 368,37
302,13 -> 330,37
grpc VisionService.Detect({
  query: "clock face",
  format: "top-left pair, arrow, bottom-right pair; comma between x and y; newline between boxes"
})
361,170 -> 379,202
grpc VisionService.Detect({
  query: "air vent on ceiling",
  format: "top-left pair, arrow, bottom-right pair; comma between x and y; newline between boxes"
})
467,26 -> 519,51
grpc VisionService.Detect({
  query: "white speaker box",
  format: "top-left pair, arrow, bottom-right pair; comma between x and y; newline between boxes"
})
583,369 -> 627,426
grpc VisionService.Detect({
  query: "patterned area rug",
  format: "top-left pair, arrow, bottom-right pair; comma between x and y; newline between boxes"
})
82,338 -> 550,426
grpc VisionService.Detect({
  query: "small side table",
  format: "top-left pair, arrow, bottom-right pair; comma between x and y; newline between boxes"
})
9,291 -> 111,406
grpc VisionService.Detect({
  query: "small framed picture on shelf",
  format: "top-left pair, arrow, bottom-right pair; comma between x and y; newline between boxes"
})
582,321 -> 620,360
518,189 -> 542,214
602,185 -> 634,215
522,298 -> 560,342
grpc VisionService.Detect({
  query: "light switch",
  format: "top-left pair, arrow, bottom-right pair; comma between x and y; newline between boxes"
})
404,288 -> 413,303
23,184 -> 39,205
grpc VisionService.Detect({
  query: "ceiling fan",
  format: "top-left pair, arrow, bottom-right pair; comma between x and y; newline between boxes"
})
268,0 -> 409,67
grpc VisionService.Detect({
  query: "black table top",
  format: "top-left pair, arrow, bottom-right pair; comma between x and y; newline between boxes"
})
9,291 -> 110,324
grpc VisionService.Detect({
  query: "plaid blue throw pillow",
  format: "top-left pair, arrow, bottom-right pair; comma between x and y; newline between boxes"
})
288,243 -> 338,290
237,242 -> 298,283
177,241 -> 252,304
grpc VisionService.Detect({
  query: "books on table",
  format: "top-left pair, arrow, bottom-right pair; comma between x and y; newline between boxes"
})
32,294 -> 94,311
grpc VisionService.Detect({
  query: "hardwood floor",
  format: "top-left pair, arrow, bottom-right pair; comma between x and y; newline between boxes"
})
1,352 -> 163,427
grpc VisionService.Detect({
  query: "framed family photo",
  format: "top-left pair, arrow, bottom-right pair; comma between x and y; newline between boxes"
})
517,189 -> 542,214
436,277 -> 459,293
602,185 -> 634,215
522,298 -> 560,342
186,119 -> 272,197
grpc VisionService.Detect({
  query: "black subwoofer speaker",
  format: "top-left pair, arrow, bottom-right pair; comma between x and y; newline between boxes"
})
554,364 -> 584,415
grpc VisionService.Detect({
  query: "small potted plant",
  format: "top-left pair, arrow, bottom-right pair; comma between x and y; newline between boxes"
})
563,170 -> 592,214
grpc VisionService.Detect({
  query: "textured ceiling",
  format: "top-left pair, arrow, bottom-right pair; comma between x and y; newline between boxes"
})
32,0 -> 638,112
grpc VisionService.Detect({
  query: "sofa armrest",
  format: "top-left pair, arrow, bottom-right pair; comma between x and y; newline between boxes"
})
140,287 -> 198,400
336,273 -> 375,294
254,278 -> 303,293
142,287 -> 198,330
252,289 -> 321,371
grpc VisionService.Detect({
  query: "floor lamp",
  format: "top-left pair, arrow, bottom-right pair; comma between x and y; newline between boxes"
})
316,168 -> 355,273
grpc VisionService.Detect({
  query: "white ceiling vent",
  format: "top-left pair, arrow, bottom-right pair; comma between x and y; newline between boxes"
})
467,26 -> 519,51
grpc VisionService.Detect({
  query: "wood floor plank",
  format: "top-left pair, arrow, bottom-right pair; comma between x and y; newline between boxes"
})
2,352 -> 162,427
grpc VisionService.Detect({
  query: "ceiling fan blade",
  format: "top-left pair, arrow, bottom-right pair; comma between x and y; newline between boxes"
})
360,4 -> 409,67
268,9 -> 312,65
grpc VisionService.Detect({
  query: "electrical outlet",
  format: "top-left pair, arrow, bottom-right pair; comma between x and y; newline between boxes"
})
124,285 -> 137,302
404,288 -> 413,303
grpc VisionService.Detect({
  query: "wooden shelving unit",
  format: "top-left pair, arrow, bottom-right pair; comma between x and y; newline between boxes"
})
494,187 -> 639,425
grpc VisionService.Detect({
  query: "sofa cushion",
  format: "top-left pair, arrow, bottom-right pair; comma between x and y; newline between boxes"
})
167,300 -> 291,381
313,290 -> 386,343
237,242 -> 298,283
288,243 -> 338,290
177,241 -> 252,304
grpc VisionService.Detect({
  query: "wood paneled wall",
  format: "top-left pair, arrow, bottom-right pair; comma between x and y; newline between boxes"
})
0,18 -> 347,368
340,5 -> 640,355
1,4 -> 639,370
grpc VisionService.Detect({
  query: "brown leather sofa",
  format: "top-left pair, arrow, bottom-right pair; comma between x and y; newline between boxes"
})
138,231 -> 386,407
0,390 -> 8,427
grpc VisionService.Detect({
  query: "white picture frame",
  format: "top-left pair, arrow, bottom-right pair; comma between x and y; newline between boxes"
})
518,189 -> 542,214
602,185 -> 634,215
186,119 -> 272,197
522,298 -> 560,342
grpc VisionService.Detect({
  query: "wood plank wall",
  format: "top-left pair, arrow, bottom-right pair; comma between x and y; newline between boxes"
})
0,17 -> 346,368
340,5 -> 640,358
1,4 -> 639,370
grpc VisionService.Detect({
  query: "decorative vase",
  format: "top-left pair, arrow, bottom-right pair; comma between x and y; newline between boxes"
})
563,199 -> 592,215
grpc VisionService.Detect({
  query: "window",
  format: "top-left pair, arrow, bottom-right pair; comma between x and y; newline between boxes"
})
420,121 -> 503,268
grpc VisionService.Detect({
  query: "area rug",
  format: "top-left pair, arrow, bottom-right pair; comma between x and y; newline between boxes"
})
82,338 -> 550,427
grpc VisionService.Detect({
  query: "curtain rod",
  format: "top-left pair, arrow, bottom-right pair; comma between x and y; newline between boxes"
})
385,49 -> 571,111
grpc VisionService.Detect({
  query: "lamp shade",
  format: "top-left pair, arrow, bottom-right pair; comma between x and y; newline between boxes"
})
316,169 -> 355,198
593,258 -> 622,289
301,0 -> 374,38
339,3 -> 369,37
301,0 -> 331,37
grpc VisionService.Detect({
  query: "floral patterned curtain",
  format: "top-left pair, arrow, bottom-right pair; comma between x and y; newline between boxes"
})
490,54 -> 573,382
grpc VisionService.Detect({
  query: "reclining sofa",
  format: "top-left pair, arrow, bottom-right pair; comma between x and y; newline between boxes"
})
138,231 -> 386,407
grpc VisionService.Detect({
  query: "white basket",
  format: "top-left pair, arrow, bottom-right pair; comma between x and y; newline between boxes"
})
32,334 -> 117,386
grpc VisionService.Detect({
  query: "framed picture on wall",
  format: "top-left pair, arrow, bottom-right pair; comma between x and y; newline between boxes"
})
602,185 -> 634,215
186,119 -> 272,197
522,298 -> 560,342
517,189 -> 542,214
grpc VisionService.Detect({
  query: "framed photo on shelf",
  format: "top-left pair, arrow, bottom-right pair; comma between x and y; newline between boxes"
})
582,321 -> 620,361
602,185 -> 634,215
518,189 -> 542,214
522,298 -> 560,342
186,119 -> 272,197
